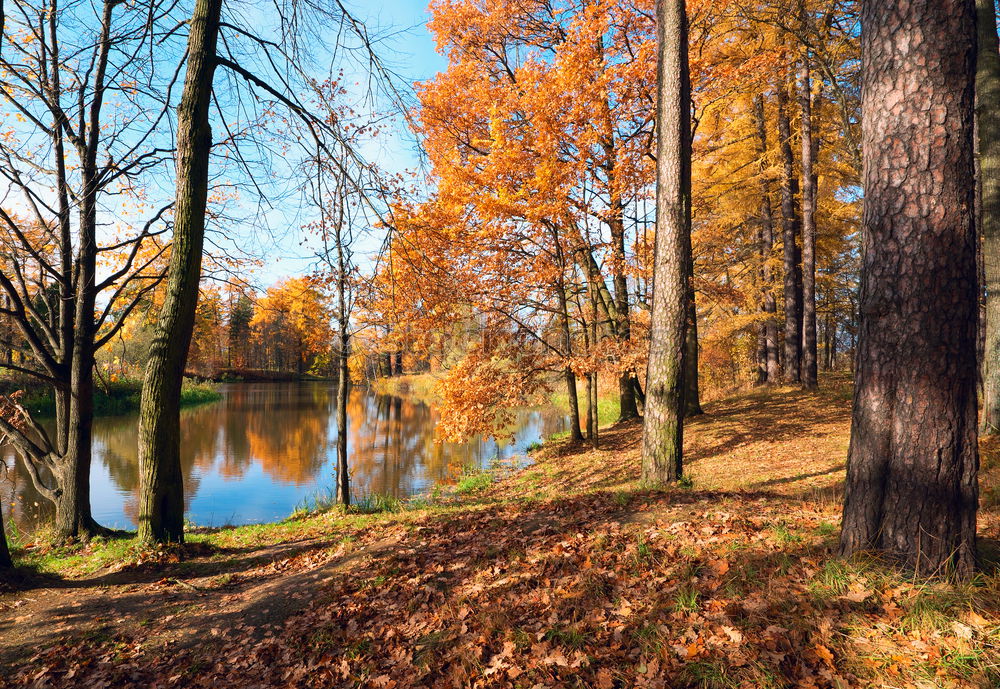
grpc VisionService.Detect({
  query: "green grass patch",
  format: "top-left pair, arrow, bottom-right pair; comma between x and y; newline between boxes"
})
14,377 -> 221,418
455,471 -> 493,494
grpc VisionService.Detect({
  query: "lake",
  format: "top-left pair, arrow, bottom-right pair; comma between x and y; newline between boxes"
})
1,381 -> 568,534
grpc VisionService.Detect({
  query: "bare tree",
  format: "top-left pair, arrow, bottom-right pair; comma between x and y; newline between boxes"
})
0,0 -> 178,539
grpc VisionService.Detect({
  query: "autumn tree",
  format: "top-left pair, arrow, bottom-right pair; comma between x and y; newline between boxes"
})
641,0 -> 691,483
839,0 -> 979,578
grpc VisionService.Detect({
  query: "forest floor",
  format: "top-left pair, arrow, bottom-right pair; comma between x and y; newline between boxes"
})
2,376 -> 999,688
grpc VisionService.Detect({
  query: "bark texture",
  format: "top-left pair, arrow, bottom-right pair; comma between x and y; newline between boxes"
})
798,33 -> 819,388
776,81 -> 803,383
137,0 -> 222,544
839,0 -> 979,578
641,0 -> 690,483
977,0 -> 1000,434
754,94 -> 780,384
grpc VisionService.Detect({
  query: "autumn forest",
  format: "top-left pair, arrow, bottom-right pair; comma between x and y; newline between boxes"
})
0,0 -> 998,687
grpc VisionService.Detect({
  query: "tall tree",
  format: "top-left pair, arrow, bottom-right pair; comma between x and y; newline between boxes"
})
0,1 -> 175,539
641,0 -> 690,483
137,0 -> 223,544
776,77 -> 803,383
977,0 -> 1000,434
754,94 -> 781,384
839,0 -> 979,578
798,6 -> 819,388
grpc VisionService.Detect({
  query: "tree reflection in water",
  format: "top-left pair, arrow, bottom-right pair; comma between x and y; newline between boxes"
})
1,382 -> 567,534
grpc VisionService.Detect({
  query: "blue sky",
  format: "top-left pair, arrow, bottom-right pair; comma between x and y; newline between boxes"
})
251,0 -> 447,286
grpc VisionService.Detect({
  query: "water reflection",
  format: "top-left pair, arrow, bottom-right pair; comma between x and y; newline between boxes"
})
1,382 -> 567,533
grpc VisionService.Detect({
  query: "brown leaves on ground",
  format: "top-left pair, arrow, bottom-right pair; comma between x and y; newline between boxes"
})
4,382 -> 1000,688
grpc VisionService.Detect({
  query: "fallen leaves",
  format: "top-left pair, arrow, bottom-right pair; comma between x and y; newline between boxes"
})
5,391 -> 999,689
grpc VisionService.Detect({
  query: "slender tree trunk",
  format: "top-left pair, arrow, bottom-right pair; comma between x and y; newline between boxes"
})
977,0 -> 1000,434
776,79 -> 803,383
641,0 -> 690,483
754,94 -> 780,384
798,26 -> 819,388
684,288 -> 702,416
839,0 -> 978,579
336,328 -> 350,506
610,201 -> 639,422
137,0 -> 222,544
557,282 -> 584,442
829,318 -> 837,369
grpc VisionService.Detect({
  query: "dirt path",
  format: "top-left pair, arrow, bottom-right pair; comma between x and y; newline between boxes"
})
0,533 -> 398,668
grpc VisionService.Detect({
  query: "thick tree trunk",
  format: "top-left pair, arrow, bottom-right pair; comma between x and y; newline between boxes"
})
564,368 -> 584,441
977,0 -> 1000,434
137,0 -> 222,544
60,279 -> 97,539
776,80 -> 803,383
754,94 -> 780,384
641,0 -> 690,483
839,0 -> 978,579
798,33 -> 819,388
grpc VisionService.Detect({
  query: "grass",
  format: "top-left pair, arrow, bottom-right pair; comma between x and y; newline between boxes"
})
291,489 -> 411,520
14,377 -> 221,418
548,380 -> 621,430
454,470 -> 493,494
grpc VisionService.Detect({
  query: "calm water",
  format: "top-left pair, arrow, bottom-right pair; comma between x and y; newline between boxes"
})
1,382 -> 568,534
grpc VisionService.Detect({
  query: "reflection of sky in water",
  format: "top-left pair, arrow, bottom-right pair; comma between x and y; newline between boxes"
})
1,382 -> 568,533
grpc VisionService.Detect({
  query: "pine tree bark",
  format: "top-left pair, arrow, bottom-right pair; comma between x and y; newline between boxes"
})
137,0 -> 222,544
754,94 -> 780,384
977,0 -> 1000,434
798,24 -> 819,388
642,0 -> 690,483
776,80 -> 803,383
839,0 -> 979,579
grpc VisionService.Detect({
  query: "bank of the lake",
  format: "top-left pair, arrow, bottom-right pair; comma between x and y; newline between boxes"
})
1,377 -> 221,418
3,378 -> 998,688
2,380 -> 568,536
